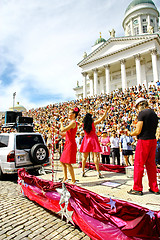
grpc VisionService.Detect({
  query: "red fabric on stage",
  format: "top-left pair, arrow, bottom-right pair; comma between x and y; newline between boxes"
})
18,169 -> 160,240
71,197 -> 132,240
21,184 -> 61,213
79,162 -> 126,173
18,168 -> 62,191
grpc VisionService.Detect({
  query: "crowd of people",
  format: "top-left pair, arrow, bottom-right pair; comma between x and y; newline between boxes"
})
0,83 -> 160,168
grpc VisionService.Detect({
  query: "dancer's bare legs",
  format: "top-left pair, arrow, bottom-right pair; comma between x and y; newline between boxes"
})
60,162 -> 68,182
82,152 -> 101,178
93,152 -> 100,175
82,152 -> 89,173
66,164 -> 76,184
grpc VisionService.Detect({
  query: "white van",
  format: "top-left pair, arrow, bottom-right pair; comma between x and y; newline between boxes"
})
0,132 -> 49,179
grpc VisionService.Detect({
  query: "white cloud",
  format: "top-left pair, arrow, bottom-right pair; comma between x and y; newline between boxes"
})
0,0 -> 160,111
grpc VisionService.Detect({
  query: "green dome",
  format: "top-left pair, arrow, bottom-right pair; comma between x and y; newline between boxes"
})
94,37 -> 106,45
9,102 -> 27,112
126,0 -> 156,13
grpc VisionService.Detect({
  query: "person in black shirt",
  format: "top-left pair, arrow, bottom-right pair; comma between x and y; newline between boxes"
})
128,98 -> 159,195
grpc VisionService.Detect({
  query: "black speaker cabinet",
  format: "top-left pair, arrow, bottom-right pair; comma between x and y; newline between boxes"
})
17,125 -> 33,132
5,111 -> 22,124
17,116 -> 33,124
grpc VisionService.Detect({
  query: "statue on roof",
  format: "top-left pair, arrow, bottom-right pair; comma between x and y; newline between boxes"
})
83,52 -> 87,58
77,81 -> 79,87
147,25 -> 154,34
109,29 -> 115,38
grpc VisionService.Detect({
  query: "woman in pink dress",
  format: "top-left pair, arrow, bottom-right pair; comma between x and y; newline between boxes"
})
100,131 -> 110,164
59,107 -> 80,184
80,107 -> 108,178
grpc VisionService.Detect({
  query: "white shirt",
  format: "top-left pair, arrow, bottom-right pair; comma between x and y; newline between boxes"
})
110,136 -> 119,148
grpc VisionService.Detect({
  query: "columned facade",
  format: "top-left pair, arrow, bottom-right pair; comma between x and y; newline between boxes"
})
80,47 -> 160,99
104,65 -> 110,94
120,59 -> 127,91
89,74 -> 94,96
93,69 -> 98,95
75,1 -> 160,99
135,54 -> 142,86
150,49 -> 159,83
80,45 -> 160,99
82,72 -> 87,99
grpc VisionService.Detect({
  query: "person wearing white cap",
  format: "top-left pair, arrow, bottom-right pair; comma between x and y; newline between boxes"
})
128,97 -> 159,195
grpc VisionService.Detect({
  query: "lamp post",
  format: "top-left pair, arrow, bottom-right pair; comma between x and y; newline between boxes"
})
13,92 -> 16,110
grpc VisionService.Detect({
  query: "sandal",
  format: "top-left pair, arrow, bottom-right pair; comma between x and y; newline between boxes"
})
59,178 -> 69,183
127,189 -> 143,196
71,181 -> 78,185
97,172 -> 103,179
81,171 -> 86,177
149,189 -> 160,195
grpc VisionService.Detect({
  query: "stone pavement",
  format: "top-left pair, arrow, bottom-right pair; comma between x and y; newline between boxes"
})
42,159 -> 160,212
0,176 -> 90,240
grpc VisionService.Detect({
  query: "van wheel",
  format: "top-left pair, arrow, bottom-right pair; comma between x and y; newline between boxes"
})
0,167 -> 4,180
30,144 -> 49,165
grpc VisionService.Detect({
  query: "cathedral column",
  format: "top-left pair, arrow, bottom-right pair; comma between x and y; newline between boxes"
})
130,19 -> 134,35
100,77 -> 104,94
147,15 -> 150,31
150,49 -> 159,83
82,72 -> 87,98
88,74 -> 94,96
134,54 -> 142,86
120,59 -> 127,91
138,15 -> 142,34
93,69 -> 98,95
154,17 -> 158,32
104,64 -> 110,94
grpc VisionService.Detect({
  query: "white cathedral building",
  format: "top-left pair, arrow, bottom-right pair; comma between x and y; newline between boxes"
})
74,0 -> 160,99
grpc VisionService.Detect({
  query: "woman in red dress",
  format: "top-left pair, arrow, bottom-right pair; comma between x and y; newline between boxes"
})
59,107 -> 80,184
80,107 -> 108,178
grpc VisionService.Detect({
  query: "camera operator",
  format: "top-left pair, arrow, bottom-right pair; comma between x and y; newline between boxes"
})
128,98 -> 159,195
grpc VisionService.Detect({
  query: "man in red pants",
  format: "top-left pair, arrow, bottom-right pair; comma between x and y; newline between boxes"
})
128,97 -> 159,195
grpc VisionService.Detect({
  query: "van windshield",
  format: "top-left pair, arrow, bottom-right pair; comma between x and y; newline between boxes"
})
16,135 -> 44,150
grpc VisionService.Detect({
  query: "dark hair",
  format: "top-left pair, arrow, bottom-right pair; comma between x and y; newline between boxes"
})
83,113 -> 93,133
72,107 -> 80,118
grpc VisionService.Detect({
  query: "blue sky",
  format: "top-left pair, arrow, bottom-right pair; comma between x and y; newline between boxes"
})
0,0 -> 160,111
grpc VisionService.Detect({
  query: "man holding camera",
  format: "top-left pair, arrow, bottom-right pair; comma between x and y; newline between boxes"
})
128,98 -> 159,195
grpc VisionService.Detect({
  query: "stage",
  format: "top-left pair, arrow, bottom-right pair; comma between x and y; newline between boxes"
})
18,162 -> 160,239
41,162 -> 160,212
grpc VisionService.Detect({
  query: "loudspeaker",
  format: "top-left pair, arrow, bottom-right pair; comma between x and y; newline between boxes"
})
17,116 -> 33,124
17,125 -> 33,132
5,111 -> 22,124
